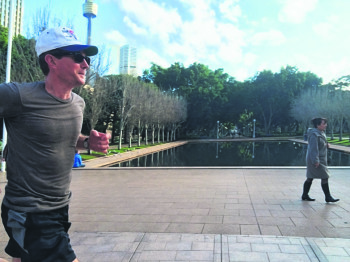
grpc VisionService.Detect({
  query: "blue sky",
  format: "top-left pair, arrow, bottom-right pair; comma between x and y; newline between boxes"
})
23,0 -> 350,84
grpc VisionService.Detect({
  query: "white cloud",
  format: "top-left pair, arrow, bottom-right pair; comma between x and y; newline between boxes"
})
243,53 -> 257,66
107,0 -> 247,77
312,22 -> 332,39
317,59 -> 350,83
217,22 -> 245,47
276,53 -> 350,84
137,47 -> 171,75
219,0 -> 242,23
217,43 -> 243,65
118,0 -> 182,44
105,0 -> 348,83
278,0 -> 318,24
234,67 -> 250,81
105,30 -> 127,45
181,0 -> 215,20
250,30 -> 286,46
123,16 -> 147,35
105,45 -> 121,75
168,1 -> 245,70
313,15 -> 339,39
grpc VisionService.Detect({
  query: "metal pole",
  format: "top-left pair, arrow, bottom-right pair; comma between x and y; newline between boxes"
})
1,0 -> 14,172
252,142 -> 255,158
217,121 -> 219,139
87,16 -> 92,45
253,119 -> 256,138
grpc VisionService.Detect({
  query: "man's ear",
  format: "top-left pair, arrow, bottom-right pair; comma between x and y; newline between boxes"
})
45,54 -> 57,67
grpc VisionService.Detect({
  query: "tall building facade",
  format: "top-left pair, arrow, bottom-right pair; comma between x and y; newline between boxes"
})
0,0 -> 23,36
119,44 -> 137,76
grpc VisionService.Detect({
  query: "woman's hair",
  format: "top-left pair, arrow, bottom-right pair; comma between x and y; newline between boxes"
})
311,117 -> 327,128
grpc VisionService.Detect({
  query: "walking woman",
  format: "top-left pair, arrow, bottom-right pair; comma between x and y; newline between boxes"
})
302,117 -> 339,202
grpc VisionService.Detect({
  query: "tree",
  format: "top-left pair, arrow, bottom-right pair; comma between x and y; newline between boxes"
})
246,70 -> 283,134
0,26 -> 43,83
290,89 -> 316,134
108,75 -> 138,149
82,77 -> 110,131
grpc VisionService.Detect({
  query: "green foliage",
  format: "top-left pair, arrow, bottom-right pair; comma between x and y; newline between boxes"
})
0,25 -> 43,83
143,61 -> 324,137
238,110 -> 253,126
143,62 -> 233,133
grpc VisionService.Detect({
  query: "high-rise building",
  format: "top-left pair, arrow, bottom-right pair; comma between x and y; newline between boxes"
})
0,0 -> 23,36
119,44 -> 137,76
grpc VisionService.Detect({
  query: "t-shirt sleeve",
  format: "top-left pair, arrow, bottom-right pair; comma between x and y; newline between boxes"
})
0,82 -> 22,117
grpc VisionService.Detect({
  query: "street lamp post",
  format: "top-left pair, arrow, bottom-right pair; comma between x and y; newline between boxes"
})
216,142 -> 219,158
253,119 -> 256,138
217,121 -> 220,139
252,142 -> 255,158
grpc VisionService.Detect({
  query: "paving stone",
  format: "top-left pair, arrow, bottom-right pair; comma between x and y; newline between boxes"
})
2,140 -> 350,261
251,243 -> 280,253
228,251 -> 269,261
268,252 -> 313,262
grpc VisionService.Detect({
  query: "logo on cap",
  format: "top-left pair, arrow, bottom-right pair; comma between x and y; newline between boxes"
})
62,28 -> 78,41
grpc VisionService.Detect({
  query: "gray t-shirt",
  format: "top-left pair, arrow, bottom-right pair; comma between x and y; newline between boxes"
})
0,81 -> 85,212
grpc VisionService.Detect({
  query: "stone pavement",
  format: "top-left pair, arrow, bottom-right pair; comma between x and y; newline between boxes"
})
1,138 -> 350,261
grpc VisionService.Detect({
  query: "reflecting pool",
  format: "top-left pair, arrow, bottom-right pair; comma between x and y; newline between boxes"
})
110,141 -> 350,167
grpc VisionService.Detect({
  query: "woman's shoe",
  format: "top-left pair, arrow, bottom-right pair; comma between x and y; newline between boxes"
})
325,196 -> 339,203
302,195 -> 315,201
302,181 -> 315,201
321,183 -> 339,203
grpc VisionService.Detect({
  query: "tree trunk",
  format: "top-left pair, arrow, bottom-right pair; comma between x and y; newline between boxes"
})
152,125 -> 155,144
118,119 -> 124,150
157,123 -> 160,143
145,124 -> 148,145
118,128 -> 123,150
339,116 -> 343,141
128,127 -> 133,148
137,120 -> 141,146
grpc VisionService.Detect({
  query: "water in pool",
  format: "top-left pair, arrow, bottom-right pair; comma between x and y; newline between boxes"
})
111,141 -> 350,167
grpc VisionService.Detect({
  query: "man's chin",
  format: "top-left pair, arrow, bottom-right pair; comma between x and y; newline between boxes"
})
78,77 -> 86,85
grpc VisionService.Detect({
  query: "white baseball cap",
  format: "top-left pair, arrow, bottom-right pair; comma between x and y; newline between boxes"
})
35,26 -> 98,57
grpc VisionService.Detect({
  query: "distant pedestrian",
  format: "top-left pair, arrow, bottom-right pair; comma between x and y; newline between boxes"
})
73,150 -> 85,168
301,117 -> 339,202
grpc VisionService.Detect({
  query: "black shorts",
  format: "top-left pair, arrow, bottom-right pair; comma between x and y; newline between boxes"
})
1,204 -> 76,262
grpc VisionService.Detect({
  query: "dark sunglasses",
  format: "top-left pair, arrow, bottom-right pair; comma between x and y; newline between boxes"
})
51,51 -> 91,66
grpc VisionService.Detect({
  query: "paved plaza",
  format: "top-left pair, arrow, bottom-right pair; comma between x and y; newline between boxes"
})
1,139 -> 350,261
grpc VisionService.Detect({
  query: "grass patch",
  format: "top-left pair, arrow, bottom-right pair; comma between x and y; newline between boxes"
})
80,154 -> 97,161
327,138 -> 350,147
80,143 -> 164,161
